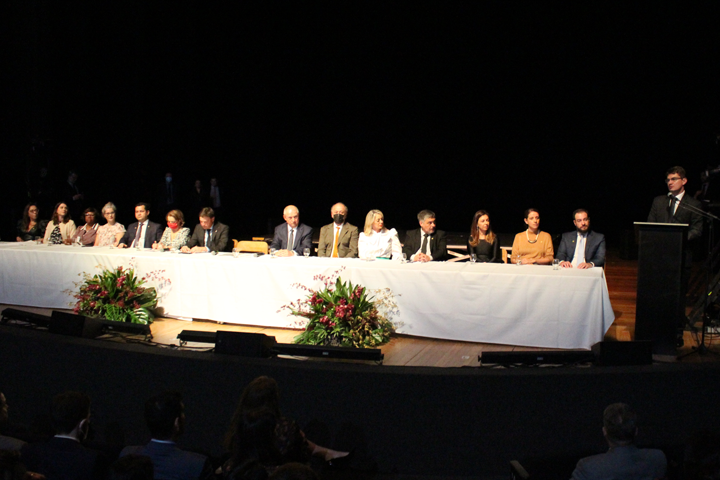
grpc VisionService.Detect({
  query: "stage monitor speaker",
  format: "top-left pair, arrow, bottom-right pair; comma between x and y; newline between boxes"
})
49,311 -> 104,339
591,340 -> 653,366
214,331 -> 276,358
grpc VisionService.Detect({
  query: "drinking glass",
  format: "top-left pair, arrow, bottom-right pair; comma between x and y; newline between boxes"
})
470,253 -> 477,263
303,248 -> 310,257
552,259 -> 560,270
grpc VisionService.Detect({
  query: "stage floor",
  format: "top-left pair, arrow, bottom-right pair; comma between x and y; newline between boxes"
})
3,250 -> 719,366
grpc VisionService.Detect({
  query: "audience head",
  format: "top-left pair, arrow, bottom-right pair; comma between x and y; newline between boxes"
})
0,391 -> 7,424
199,207 -> 216,229
572,209 -> 590,234
364,209 -> 385,235
22,203 -> 40,229
229,408 -> 279,466
210,178 -> 218,187
166,210 -> 185,230
108,454 -> 154,480
666,166 -> 688,195
51,391 -> 91,437
226,458 -> 269,480
194,179 -> 202,189
239,376 -> 281,416
602,402 -> 637,446
134,203 -> 151,223
417,210 -> 436,235
144,391 -> 185,441
283,206 -> 300,229
331,203 -> 348,226
469,210 -> 494,246
52,203 -> 70,224
269,463 -> 319,480
67,171 -> 78,184
523,208 -> 540,232
102,203 -> 118,224
83,207 -> 99,227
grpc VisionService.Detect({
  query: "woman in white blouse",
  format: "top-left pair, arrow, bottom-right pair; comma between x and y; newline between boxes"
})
358,209 -> 402,260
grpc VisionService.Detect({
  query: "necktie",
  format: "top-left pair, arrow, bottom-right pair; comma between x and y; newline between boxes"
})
332,226 -> 340,257
669,196 -> 677,218
133,222 -> 144,248
421,233 -> 429,255
572,235 -> 585,267
288,229 -> 295,251
205,229 -> 212,250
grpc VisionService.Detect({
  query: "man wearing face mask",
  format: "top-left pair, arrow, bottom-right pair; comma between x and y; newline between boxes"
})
318,202 -> 359,258
155,172 -> 181,214
22,391 -> 109,480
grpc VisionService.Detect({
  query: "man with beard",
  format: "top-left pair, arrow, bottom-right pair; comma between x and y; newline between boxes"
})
557,209 -> 606,269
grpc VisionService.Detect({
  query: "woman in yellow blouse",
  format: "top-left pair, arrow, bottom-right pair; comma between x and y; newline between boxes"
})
510,208 -> 554,265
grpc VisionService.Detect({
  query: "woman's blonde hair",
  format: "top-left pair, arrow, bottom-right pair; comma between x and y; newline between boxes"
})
363,209 -> 385,236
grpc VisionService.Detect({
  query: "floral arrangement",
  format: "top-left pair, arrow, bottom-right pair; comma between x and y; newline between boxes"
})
69,265 -> 159,325
281,267 -> 398,348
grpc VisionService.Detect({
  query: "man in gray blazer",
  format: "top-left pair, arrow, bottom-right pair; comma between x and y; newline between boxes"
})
317,202 -> 359,258
269,205 -> 313,256
557,209 -> 606,269
571,403 -> 666,480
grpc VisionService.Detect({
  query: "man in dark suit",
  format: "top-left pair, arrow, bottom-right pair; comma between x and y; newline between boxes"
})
269,205 -> 313,256
121,392 -> 209,480
571,403 -> 666,480
118,202 -> 164,249
557,209 -> 606,269
182,207 -> 230,253
317,202 -> 359,258
21,391 -> 108,480
647,165 -> 703,241
402,209 -> 448,262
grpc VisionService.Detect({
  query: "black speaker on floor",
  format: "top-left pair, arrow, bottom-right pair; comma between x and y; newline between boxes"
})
49,311 -> 104,339
214,331 -> 277,358
591,340 -> 653,366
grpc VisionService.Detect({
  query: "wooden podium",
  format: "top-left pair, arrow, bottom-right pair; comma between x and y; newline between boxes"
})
634,222 -> 687,357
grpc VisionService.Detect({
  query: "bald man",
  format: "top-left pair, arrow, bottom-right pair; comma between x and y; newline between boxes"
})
269,205 -> 314,257
317,202 -> 359,258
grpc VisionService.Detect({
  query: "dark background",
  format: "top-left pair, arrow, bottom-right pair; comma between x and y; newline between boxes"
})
3,2 -> 720,243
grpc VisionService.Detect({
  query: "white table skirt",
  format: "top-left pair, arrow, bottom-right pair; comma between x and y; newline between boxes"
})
0,242 -> 615,349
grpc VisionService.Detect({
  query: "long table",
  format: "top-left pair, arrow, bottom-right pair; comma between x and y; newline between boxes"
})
0,242 -> 615,349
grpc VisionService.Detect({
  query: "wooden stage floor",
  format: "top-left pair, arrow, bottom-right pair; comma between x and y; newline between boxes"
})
3,249 -> 720,366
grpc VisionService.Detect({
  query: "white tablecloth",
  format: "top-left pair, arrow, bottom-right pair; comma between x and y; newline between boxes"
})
0,242 -> 614,349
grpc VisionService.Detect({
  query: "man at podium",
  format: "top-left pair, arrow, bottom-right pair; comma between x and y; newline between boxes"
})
647,166 -> 703,241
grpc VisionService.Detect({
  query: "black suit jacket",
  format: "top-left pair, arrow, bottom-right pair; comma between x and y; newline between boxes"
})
186,221 -> 230,252
648,193 -> 703,241
556,230 -> 606,267
21,437 -> 108,480
402,229 -> 448,261
269,223 -> 313,255
121,440 -> 209,480
119,221 -> 164,248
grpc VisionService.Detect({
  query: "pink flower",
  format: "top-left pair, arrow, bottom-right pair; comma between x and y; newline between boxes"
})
118,300 -> 125,308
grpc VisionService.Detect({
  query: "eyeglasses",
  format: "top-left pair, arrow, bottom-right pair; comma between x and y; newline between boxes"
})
665,176 -> 683,183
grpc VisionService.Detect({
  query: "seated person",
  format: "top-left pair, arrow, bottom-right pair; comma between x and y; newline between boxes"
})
571,403 -> 666,480
94,202 -> 126,247
182,207 -> 230,253
120,392 -> 209,480
269,205 -> 313,257
557,209 -> 605,269
358,209 -> 401,259
43,202 -> 77,245
401,209 -> 448,262
153,209 -> 190,251
317,203 -> 358,258
222,376 -> 348,475
467,210 -> 500,263
510,208 -> 553,265
0,392 -> 25,451
70,208 -> 100,246
21,391 -> 108,480
117,203 -> 163,249
16,203 -> 48,242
